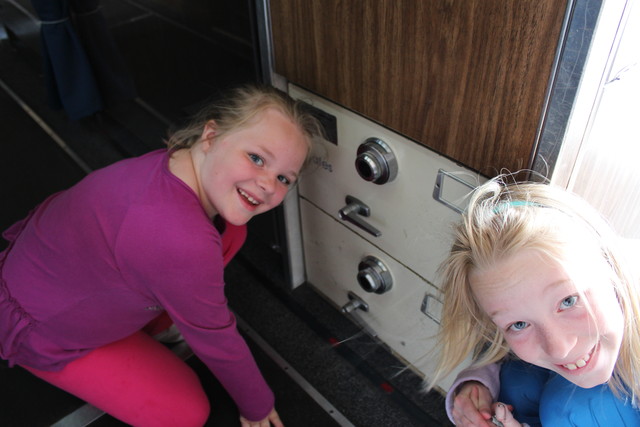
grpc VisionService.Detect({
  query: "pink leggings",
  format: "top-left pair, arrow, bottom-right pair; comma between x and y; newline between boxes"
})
22,222 -> 247,427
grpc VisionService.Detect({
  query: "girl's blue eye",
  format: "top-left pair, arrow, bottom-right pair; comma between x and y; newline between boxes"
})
249,153 -> 264,166
509,321 -> 528,332
278,175 -> 291,186
560,295 -> 578,310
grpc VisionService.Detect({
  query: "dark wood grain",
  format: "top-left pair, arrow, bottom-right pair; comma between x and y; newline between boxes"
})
270,0 -> 568,176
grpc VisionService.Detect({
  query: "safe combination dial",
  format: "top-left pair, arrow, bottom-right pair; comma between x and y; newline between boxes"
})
357,255 -> 393,294
355,137 -> 398,184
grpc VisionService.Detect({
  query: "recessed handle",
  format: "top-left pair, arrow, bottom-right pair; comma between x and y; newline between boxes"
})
433,169 -> 477,214
420,293 -> 443,324
338,196 -> 382,237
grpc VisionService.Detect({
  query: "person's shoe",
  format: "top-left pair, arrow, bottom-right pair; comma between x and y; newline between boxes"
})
153,324 -> 185,344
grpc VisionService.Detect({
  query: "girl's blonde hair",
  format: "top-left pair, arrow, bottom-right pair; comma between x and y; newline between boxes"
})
165,84 -> 323,167
429,174 -> 640,401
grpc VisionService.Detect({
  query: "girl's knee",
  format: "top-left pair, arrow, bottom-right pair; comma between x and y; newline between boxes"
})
180,387 -> 211,427
143,386 -> 210,427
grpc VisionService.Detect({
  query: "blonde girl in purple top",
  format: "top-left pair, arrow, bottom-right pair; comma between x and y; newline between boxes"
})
0,85 -> 322,427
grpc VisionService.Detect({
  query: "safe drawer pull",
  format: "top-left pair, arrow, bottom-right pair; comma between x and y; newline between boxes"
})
338,195 -> 382,237
420,293 -> 443,325
433,169 -> 477,214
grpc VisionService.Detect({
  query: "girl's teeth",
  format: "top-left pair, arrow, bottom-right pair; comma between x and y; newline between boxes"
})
239,189 -> 259,205
564,352 -> 590,370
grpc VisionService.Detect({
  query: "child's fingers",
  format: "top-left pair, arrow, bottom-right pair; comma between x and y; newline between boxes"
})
470,384 -> 479,405
475,385 -> 494,419
492,402 -> 521,427
457,382 -> 493,419
453,393 -> 494,426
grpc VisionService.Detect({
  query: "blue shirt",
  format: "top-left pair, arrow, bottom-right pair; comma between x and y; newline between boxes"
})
500,359 -> 640,426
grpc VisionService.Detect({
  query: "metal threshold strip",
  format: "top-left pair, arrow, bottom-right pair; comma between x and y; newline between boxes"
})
50,314 -> 353,427
0,77 -> 93,175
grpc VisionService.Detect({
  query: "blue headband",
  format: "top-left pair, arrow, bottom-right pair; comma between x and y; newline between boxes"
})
493,200 -> 543,213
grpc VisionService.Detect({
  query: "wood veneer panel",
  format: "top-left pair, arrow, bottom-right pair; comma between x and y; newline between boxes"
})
270,0 -> 567,175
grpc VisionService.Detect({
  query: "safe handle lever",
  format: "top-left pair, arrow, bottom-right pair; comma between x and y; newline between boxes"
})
338,196 -> 382,237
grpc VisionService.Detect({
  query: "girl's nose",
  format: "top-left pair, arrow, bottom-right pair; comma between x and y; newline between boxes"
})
257,171 -> 277,193
540,325 -> 576,360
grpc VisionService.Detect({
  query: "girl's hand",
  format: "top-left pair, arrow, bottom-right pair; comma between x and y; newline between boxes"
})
491,402 -> 521,427
240,408 -> 284,427
452,381 -> 494,426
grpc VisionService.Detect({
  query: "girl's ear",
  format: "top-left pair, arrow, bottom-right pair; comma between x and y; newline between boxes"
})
201,120 -> 217,149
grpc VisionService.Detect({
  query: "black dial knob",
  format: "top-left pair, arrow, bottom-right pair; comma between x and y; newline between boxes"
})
355,138 -> 398,184
357,256 -> 393,294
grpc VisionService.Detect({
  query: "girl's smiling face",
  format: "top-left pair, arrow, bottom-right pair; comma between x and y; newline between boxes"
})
470,248 -> 624,388
195,107 -> 308,225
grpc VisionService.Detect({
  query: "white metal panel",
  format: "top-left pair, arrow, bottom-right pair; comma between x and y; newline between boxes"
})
292,85 -> 481,287
300,199 -> 460,390
292,84 -> 478,388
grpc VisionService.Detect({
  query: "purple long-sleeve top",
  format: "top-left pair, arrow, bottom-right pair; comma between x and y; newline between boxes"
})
0,149 -> 273,421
